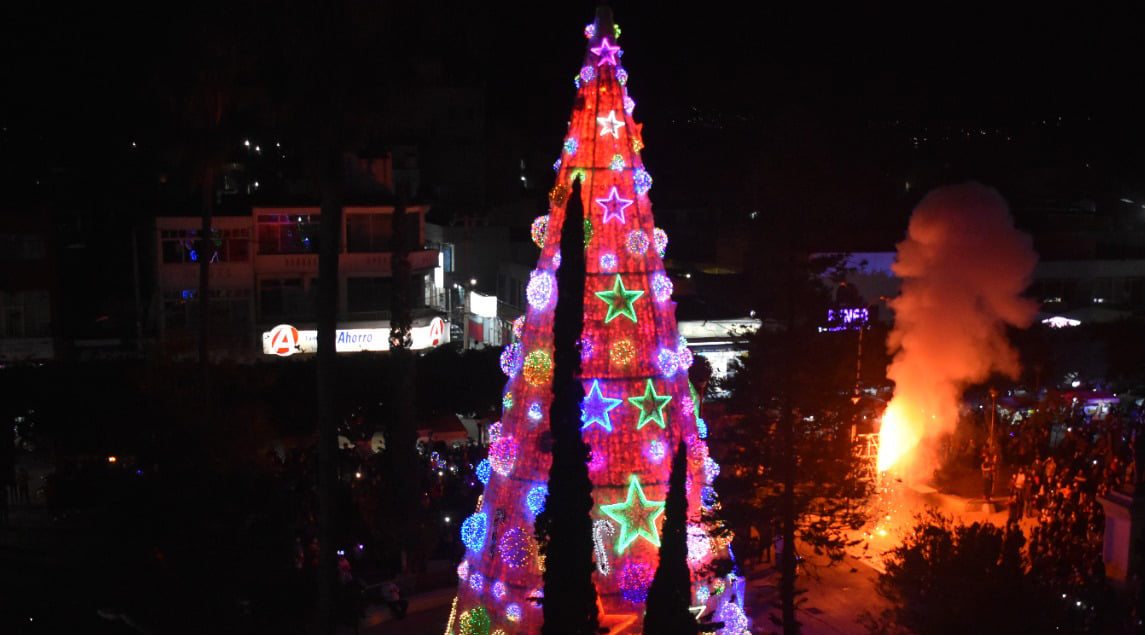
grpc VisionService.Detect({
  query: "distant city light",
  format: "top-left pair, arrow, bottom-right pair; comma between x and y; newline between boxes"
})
1042,316 -> 1081,328
243,139 -> 251,147
107,456 -> 117,463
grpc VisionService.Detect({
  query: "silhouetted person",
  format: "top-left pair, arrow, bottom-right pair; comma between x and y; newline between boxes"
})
982,452 -> 996,502
16,467 -> 29,504
381,580 -> 408,619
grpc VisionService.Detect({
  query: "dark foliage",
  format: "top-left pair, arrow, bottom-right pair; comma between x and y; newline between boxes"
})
866,512 -> 1055,635
536,177 -> 599,634
644,442 -> 700,635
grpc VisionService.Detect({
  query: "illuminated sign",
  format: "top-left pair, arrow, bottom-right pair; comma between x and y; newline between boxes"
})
1042,316 -> 1081,328
821,307 -> 869,332
262,317 -> 449,356
469,291 -> 498,319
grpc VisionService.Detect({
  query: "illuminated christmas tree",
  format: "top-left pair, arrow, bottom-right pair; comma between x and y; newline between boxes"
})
447,8 -> 749,635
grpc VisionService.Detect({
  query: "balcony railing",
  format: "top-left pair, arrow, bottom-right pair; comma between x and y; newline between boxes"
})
255,249 -> 438,275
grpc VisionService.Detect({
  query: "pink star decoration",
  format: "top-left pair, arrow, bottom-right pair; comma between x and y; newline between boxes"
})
595,186 -> 635,224
590,37 -> 621,66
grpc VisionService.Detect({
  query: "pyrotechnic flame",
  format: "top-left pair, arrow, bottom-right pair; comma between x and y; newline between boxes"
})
877,401 -> 919,473
879,184 -> 1037,475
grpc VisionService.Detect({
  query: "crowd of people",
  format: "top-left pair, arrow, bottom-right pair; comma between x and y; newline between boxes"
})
265,429 -> 487,626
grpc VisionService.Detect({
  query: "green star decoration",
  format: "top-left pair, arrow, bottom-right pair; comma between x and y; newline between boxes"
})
595,274 -> 644,323
599,474 -> 666,554
628,379 -> 672,430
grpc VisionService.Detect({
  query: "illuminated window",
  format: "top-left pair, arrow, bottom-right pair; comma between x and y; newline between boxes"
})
161,228 -> 249,263
257,214 -> 320,255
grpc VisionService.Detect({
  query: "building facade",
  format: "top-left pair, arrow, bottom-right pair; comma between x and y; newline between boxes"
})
0,223 -> 56,362
156,205 -> 448,360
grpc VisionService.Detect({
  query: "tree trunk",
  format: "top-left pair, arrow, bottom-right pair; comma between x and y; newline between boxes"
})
643,442 -> 699,635
779,252 -> 800,635
539,177 -> 598,635
389,194 -> 419,572
315,150 -> 343,635
198,165 -> 214,423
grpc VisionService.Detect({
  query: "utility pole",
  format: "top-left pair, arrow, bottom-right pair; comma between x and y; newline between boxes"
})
989,387 -> 998,445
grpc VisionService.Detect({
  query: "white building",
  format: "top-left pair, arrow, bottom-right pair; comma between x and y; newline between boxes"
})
155,205 -> 449,360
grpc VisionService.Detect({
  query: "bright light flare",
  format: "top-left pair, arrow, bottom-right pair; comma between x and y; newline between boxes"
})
877,401 -> 920,472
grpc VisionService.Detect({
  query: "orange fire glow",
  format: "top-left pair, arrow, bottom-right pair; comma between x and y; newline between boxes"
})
877,401 -> 919,472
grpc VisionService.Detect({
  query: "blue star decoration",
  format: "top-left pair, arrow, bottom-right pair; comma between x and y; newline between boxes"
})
581,379 -> 623,432
599,473 -> 666,553
628,379 -> 672,430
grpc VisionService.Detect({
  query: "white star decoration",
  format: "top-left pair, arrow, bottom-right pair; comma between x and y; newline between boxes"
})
597,110 -> 625,138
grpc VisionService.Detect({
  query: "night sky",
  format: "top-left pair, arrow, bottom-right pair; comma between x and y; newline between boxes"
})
5,2 -> 1145,236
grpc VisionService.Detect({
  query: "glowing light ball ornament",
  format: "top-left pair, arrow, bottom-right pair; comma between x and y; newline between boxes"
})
696,585 -> 710,603
531,215 -> 549,248
526,270 -> 555,310
618,561 -> 655,603
526,486 -> 548,515
657,348 -> 679,378
599,252 -> 617,272
686,524 -> 712,566
609,340 -> 636,367
512,316 -> 526,340
653,228 -> 668,257
487,421 -> 503,443
579,335 -> 594,362
651,272 -> 673,302
716,602 -> 750,635
588,448 -> 605,471
461,512 -> 487,552
468,571 -> 485,592
527,402 -> 544,423
646,438 -> 666,463
499,342 -> 522,377
626,229 -> 649,255
677,336 -> 694,370
457,560 -> 470,581
498,527 -> 532,569
634,169 -> 653,195
522,350 -> 553,386
448,11 -> 745,631
458,606 -> 490,635
489,436 -> 519,476
704,456 -> 721,484
475,460 -> 491,485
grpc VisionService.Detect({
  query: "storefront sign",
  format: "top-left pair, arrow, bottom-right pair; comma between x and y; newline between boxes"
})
262,317 -> 448,356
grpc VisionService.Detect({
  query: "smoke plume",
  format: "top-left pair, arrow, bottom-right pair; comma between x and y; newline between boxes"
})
879,183 -> 1038,475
